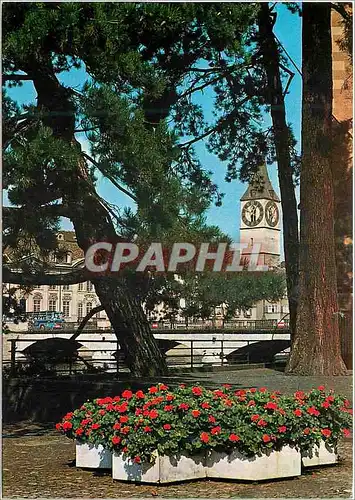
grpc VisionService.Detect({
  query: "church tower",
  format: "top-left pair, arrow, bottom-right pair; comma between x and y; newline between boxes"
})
240,164 -> 281,268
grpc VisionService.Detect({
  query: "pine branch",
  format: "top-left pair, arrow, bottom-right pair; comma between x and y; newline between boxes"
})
3,266 -> 91,285
3,74 -> 33,82
82,152 -> 138,202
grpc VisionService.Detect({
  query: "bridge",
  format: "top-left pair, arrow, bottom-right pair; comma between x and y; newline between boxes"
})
5,324 -> 291,372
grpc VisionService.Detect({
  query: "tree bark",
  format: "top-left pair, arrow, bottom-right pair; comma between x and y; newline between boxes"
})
286,3 -> 347,375
24,60 -> 168,377
258,4 -> 299,340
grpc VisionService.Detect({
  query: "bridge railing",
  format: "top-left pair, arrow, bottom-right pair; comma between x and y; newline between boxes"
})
5,330 -> 289,376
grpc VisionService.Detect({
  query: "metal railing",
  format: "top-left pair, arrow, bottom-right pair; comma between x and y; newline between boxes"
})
3,326 -> 291,376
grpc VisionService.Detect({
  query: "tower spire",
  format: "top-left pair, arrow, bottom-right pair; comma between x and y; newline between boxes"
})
241,164 -> 280,202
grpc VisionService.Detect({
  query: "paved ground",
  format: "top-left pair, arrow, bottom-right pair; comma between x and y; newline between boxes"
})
2,424 -> 353,498
3,369 -> 353,498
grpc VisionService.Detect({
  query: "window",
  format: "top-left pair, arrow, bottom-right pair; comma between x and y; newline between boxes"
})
66,253 -> 72,264
62,284 -> 70,291
267,304 -> 278,313
244,309 -> 251,317
86,302 -> 93,316
49,285 -> 57,290
78,282 -> 84,291
78,303 -> 83,319
63,301 -> 70,317
33,299 -> 41,313
86,281 -> 93,292
48,300 -> 57,312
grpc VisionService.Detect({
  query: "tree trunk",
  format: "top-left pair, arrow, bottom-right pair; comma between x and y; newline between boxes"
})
26,61 -> 168,377
286,3 -> 347,375
258,4 -> 299,340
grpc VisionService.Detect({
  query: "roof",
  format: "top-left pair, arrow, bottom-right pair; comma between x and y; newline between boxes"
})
240,164 -> 280,202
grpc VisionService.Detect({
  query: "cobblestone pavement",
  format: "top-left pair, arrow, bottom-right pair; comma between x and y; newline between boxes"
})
2,425 -> 353,499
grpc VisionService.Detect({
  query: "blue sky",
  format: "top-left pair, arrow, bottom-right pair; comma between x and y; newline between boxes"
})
5,4 -> 302,251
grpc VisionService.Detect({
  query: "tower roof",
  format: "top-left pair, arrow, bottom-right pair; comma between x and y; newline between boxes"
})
240,164 -> 280,202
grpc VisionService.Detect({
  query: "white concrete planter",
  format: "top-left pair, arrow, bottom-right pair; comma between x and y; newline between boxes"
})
301,441 -> 337,467
76,442 -> 112,469
112,451 -> 205,483
206,446 -> 301,481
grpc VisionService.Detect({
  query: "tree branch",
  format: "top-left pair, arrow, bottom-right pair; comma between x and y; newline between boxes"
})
70,305 -> 105,341
3,74 -> 33,82
3,266 -> 91,285
82,152 -> 138,202
179,96 -> 250,149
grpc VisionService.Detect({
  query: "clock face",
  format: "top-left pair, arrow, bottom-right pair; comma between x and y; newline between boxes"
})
265,201 -> 279,227
242,201 -> 264,227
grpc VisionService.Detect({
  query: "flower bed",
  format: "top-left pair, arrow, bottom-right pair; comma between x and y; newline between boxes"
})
56,384 -> 352,482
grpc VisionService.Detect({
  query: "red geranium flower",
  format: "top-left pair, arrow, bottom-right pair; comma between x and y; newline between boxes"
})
249,388 -> 257,393
343,428 -> 351,437
149,386 -> 158,394
55,423 -> 62,430
294,409 -> 302,417
159,384 -> 168,391
262,434 -> 271,443
135,409 -> 142,416
247,400 -> 256,407
201,402 -> 210,409
62,421 -> 73,431
326,395 -> 334,403
163,424 -> 171,430
164,405 -> 174,412
122,446 -> 128,453
149,409 -> 159,419
318,385 -> 325,391
295,391 -> 305,400
264,402 -> 278,410
278,426 -> 287,433
208,415 -> 216,423
117,403 -> 128,413
222,384 -> 231,389
257,419 -> 267,427
76,428 -> 84,436
99,410 -> 106,416
307,406 -> 320,416
259,387 -> 267,393
91,423 -> 100,430
133,456 -> 141,463
112,436 -> 121,445
235,389 -> 246,397
303,428 -> 310,435
166,394 -> 175,401
120,415 -> 129,423
229,434 -> 240,442
322,402 -> 330,409
113,396 -> 121,402
251,414 -> 260,422
200,432 -> 210,443
179,384 -> 186,389
211,426 -> 221,435
121,426 -> 130,434
113,423 -> 121,430
144,426 -> 152,433
179,403 -> 189,410
135,390 -> 145,399
191,410 -> 201,418
192,387 -> 203,396
321,428 -> 332,438
122,390 -> 133,399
